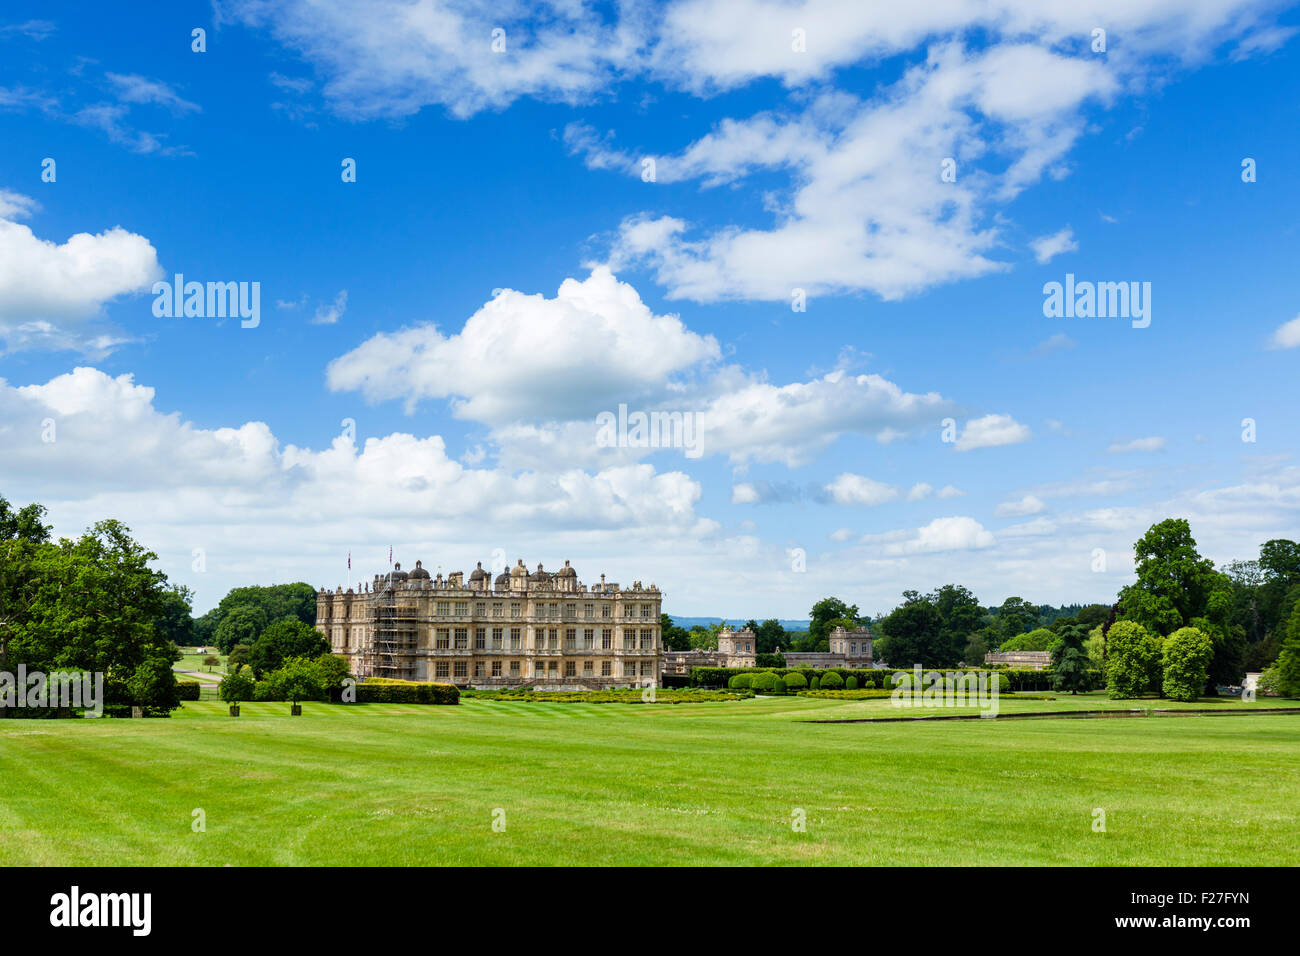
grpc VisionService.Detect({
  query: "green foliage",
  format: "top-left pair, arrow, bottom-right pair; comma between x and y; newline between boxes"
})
660,614 -> 691,651
728,673 -> 753,689
127,658 -> 181,714
249,619 -> 329,678
809,675 -> 820,690
0,494 -> 52,543
750,672 -> 777,692
227,644 -> 252,672
267,656 -> 323,705
820,671 -> 844,690
1049,624 -> 1093,694
201,582 -> 318,653
176,680 -> 201,701
994,596 -> 1041,641
963,631 -> 989,666
458,688 -> 735,704
755,652 -> 786,668
875,592 -> 952,668
1273,604 -> 1300,697
1120,519 -> 1233,641
1104,621 -> 1163,699
219,669 -> 255,705
808,597 -> 861,648
350,681 -> 460,704
782,672 -> 807,690
845,674 -> 858,690
772,676 -> 787,695
1161,627 -> 1214,702
1000,627 -> 1056,652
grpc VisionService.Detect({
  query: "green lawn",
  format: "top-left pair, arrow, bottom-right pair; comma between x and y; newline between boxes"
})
1,693 -> 1297,866
173,651 -> 227,677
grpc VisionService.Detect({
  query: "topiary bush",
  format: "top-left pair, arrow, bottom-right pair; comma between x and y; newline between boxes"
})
820,671 -> 844,690
782,672 -> 807,691
809,675 -> 820,690
728,673 -> 753,690
772,676 -> 787,695
750,672 -> 777,692
845,675 -> 858,690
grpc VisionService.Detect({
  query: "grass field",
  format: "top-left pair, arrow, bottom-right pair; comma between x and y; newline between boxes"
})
1,692 -> 1297,866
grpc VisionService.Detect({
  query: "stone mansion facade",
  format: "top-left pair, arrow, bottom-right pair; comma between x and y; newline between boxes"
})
316,559 -> 662,689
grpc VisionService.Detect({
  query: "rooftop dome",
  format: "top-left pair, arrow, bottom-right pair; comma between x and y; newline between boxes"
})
494,571 -> 510,590
469,561 -> 488,583
529,562 -> 551,582
510,559 -> 527,577
558,560 -> 577,578
409,560 -> 431,579
386,562 -> 409,584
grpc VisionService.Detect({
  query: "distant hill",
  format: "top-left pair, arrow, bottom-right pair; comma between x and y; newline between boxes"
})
669,616 -> 810,632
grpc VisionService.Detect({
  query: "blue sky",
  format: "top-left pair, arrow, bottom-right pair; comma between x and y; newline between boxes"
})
1,1 -> 1298,617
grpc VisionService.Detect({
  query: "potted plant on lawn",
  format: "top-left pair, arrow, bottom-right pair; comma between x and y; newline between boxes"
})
270,657 -> 323,716
219,668 -> 254,717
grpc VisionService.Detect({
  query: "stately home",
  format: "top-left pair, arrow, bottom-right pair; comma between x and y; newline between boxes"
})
316,559 -> 662,689
781,626 -> 875,669
661,626 -> 758,676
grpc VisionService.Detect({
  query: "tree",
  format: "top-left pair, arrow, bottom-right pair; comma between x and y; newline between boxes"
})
249,619 -> 328,678
202,654 -> 220,672
1259,539 -> 1300,585
214,604 -> 269,655
660,614 -> 691,652
127,658 -> 181,715
755,619 -> 787,654
6,519 -> 181,712
219,668 -> 255,707
155,584 -> 197,647
314,653 -> 352,692
875,592 -> 952,668
931,584 -> 986,661
1162,627 -> 1213,702
269,657 -> 323,707
963,631 -> 989,667
1049,624 -> 1092,694
1103,621 -> 1163,699
227,643 -> 252,672
0,494 -> 52,543
994,596 -> 1040,641
1274,604 -> 1300,697
1000,627 -> 1056,652
202,582 -> 318,652
809,597 -> 860,647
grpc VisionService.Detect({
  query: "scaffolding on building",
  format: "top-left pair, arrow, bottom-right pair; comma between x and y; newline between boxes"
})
360,577 -> 419,680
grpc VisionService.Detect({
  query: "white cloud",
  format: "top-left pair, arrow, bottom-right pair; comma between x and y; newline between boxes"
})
955,413 -> 1031,451
830,527 -> 855,542
995,494 -> 1046,518
869,516 -> 997,555
731,482 -> 760,504
907,482 -> 933,501
1108,437 -> 1167,453
937,484 -> 966,498
312,289 -> 348,325
0,189 -> 38,220
0,211 -> 162,353
1269,314 -> 1300,349
326,268 -> 720,423
1029,226 -> 1078,263
105,73 -> 201,114
825,473 -> 899,506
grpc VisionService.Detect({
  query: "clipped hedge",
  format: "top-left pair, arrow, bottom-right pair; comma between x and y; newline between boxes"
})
820,671 -> 844,689
176,680 -> 201,701
728,673 -> 753,690
351,681 -> 460,705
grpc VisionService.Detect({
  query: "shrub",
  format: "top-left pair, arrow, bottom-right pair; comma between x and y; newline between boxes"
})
1162,626 -> 1214,702
268,656 -> 324,705
750,672 -> 777,692
845,675 -> 858,690
809,675 -> 820,690
351,682 -> 459,705
772,676 -> 787,695
176,680 -> 201,701
1104,621 -> 1164,698
728,673 -> 753,690
820,671 -> 844,690
782,672 -> 807,690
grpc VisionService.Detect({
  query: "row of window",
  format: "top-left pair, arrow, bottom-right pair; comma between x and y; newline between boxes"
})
335,626 -> 658,651
428,601 -> 656,620
432,659 -> 657,679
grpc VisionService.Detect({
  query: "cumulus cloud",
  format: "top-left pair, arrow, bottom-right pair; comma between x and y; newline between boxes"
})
326,268 -> 720,423
825,473 -> 899,506
869,516 -> 997,555
1269,314 -> 1300,349
0,207 -> 163,353
954,413 -> 1031,451
312,289 -> 348,325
